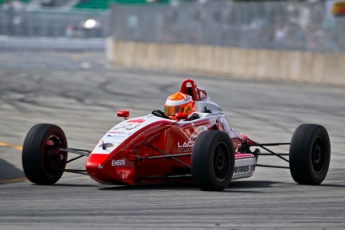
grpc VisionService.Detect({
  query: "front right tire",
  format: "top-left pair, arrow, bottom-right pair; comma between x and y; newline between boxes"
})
289,124 -> 331,185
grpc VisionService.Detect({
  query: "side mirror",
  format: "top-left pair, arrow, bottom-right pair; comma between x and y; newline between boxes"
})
117,110 -> 129,119
175,112 -> 188,120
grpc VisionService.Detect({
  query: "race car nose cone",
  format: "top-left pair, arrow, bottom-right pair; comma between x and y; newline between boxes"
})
86,154 -> 114,183
86,153 -> 135,185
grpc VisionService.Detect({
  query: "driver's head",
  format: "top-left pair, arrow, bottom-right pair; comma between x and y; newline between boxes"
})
164,92 -> 194,120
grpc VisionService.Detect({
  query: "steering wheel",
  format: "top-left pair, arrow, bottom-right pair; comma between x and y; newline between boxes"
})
152,110 -> 171,119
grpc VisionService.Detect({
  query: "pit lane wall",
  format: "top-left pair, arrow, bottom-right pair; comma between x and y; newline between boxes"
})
107,38 -> 345,86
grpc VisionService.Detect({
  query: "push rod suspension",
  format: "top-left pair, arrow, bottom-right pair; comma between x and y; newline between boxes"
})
145,143 -> 191,168
58,147 -> 91,156
66,155 -> 84,164
259,146 -> 289,163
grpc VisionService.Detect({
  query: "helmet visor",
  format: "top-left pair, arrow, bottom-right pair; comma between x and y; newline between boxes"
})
164,105 -> 183,116
164,102 -> 193,116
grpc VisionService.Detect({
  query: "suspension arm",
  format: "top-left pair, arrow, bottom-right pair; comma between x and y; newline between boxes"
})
248,142 -> 290,146
59,147 -> 91,156
145,143 -> 191,168
138,153 -> 191,160
244,142 -> 290,163
64,169 -> 88,175
255,164 -> 289,169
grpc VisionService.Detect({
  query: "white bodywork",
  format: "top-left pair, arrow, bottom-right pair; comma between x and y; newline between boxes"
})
232,157 -> 256,180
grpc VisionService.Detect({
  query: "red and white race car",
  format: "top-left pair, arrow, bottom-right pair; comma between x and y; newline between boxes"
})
22,79 -> 331,191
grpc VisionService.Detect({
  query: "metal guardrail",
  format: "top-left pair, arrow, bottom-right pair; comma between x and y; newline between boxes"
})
111,1 -> 345,53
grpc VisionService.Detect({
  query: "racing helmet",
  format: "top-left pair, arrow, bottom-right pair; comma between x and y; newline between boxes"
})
164,92 -> 194,119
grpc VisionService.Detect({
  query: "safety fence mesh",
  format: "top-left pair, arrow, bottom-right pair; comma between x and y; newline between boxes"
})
111,1 -> 345,53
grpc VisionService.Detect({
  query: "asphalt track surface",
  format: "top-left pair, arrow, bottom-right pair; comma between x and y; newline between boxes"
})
0,36 -> 104,51
0,51 -> 345,229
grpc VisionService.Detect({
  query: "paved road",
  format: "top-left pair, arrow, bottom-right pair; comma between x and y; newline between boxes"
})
0,51 -> 344,229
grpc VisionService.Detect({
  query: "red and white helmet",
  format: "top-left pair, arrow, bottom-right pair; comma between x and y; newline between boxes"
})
164,92 -> 194,119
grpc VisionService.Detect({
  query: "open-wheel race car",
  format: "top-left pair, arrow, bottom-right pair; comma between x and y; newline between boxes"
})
22,79 -> 331,191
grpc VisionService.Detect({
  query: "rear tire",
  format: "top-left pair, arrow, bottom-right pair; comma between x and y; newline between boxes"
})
191,130 -> 234,191
22,124 -> 68,185
289,124 -> 330,185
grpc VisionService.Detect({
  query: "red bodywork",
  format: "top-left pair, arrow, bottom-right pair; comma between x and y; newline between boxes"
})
86,79 -> 255,185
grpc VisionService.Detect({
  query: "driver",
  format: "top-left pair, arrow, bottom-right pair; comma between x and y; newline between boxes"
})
164,92 -> 195,120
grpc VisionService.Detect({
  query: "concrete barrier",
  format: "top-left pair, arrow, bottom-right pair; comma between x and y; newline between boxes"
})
107,38 -> 345,86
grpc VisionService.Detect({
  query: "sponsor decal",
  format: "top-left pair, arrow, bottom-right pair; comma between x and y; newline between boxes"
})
177,139 -> 195,152
250,164 -> 255,172
234,165 -> 250,173
111,159 -> 126,167
177,126 -> 208,152
189,126 -> 208,142
106,134 -> 127,139
109,131 -> 132,135
232,158 -> 255,179
177,142 -> 193,152
178,148 -> 192,152
177,137 -> 195,152
98,143 -> 114,148
113,118 -> 145,130
127,118 -> 145,123
178,141 -> 194,148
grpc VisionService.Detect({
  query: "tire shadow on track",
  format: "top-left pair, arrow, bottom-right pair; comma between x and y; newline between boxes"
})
228,180 -> 279,189
316,183 -> 345,188
32,183 -> 100,188
0,158 -> 26,184
96,180 -> 279,192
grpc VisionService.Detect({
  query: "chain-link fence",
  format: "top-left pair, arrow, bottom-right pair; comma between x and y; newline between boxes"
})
2,1 -> 344,53
111,1 -> 345,53
0,8 -> 109,38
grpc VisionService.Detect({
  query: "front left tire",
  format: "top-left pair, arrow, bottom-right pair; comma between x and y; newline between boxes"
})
22,124 -> 68,185
191,130 -> 235,191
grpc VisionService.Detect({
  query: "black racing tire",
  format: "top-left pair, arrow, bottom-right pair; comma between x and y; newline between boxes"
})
22,124 -> 68,185
191,130 -> 234,191
289,124 -> 331,185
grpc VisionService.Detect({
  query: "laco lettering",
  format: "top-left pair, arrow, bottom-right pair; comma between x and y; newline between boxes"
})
234,165 -> 249,173
178,142 -> 194,148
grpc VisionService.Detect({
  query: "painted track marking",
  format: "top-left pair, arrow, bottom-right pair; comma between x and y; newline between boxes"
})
0,142 -> 23,150
0,177 -> 27,184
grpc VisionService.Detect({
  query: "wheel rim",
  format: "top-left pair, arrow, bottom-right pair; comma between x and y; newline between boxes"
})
43,135 -> 66,175
213,142 -> 230,181
311,137 -> 325,174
